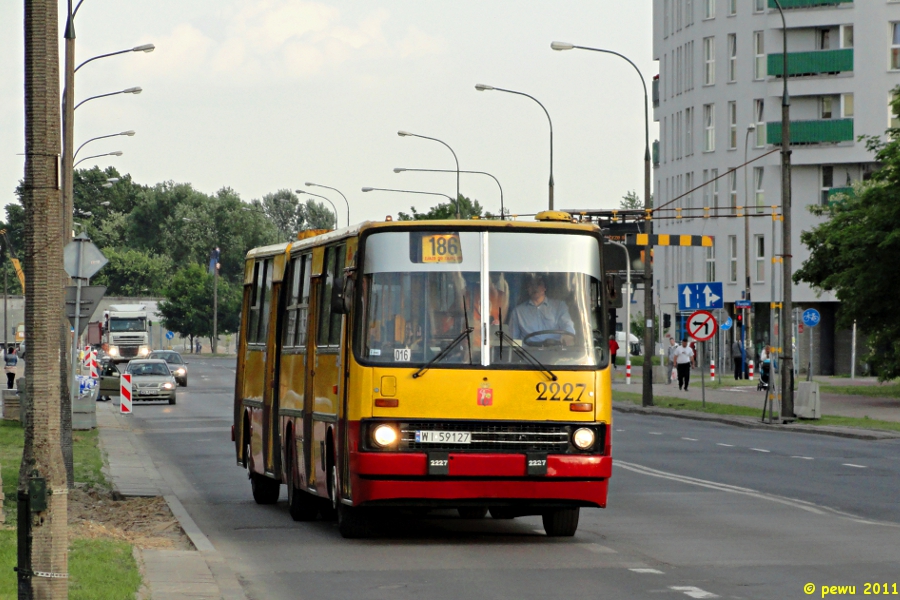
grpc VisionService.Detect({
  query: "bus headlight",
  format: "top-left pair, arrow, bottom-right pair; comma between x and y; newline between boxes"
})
371,424 -> 399,448
572,427 -> 595,450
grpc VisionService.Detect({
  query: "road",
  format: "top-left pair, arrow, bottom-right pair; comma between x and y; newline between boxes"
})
130,357 -> 900,600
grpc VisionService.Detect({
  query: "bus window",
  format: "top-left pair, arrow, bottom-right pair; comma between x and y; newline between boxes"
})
283,257 -> 303,347
248,261 -> 264,344
258,259 -> 273,344
296,254 -> 312,347
317,246 -> 345,347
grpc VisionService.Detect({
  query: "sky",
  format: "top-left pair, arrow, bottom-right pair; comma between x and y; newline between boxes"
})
0,0 -> 657,226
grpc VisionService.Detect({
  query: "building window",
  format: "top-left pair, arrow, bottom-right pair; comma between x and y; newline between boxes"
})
754,99 -> 766,147
728,0 -> 736,16
705,0 -> 715,19
819,29 -> 831,51
686,41 -> 695,90
728,101 -> 737,149
841,25 -> 854,49
754,0 -> 765,13
728,34 -> 737,83
686,0 -> 694,26
704,103 -> 715,151
754,167 -> 765,213
729,170 -> 737,208
728,236 -> 738,283
685,107 -> 694,156
755,235 -> 765,283
676,0 -> 683,31
704,37 -> 716,85
891,91 -> 900,129
685,171 -> 694,221
821,166 -> 834,205
702,169 -> 709,211
711,168 -> 719,215
821,96 -> 833,120
842,93 -> 854,118
664,0 -> 670,37
706,245 -> 716,282
754,31 -> 765,80
892,23 -> 900,70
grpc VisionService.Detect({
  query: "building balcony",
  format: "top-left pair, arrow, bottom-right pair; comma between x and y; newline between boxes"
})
766,118 -> 853,145
767,48 -> 853,77
826,187 -> 855,204
768,0 -> 852,8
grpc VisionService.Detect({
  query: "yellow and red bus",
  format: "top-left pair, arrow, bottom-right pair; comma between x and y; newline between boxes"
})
233,212 -> 614,537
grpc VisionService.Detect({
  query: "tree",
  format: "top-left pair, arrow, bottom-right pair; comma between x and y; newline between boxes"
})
158,264 -> 242,349
91,247 -> 173,296
620,190 -> 653,210
397,195 -> 483,221
256,189 -> 301,240
300,198 -> 336,230
794,96 -> 900,379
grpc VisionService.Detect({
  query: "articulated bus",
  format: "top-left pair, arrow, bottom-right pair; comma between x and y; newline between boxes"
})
233,212 -> 614,538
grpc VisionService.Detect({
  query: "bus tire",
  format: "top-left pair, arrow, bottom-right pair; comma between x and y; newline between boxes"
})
542,507 -> 580,537
319,463 -> 338,522
458,507 -> 488,519
287,439 -> 318,521
489,507 -> 516,520
338,504 -> 368,539
247,439 -> 280,505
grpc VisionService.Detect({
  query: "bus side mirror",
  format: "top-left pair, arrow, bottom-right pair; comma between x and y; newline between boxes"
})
605,274 -> 623,309
331,276 -> 354,315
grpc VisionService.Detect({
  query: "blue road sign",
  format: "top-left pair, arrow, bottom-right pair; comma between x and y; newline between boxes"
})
721,317 -> 733,330
165,331 -> 175,340
735,300 -> 752,309
677,282 -> 724,311
802,308 -> 821,327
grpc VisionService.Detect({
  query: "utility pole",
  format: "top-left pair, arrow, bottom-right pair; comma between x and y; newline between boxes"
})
20,0 -> 69,596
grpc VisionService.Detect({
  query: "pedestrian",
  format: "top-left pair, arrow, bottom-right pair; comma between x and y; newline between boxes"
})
732,339 -> 743,380
4,345 -> 18,390
674,338 -> 695,391
666,337 -> 677,384
196,339 -> 202,354
609,335 -> 620,370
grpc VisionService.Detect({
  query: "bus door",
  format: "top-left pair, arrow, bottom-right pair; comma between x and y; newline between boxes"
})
306,244 -> 345,496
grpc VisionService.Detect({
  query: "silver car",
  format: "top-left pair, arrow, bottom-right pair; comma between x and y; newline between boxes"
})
125,359 -> 177,405
149,350 -> 188,386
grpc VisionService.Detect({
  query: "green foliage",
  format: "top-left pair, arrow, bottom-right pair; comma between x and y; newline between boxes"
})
158,264 -> 242,343
794,92 -> 900,380
91,247 -> 173,296
619,190 -> 652,210
397,194 -> 483,221
302,198 -> 336,230
256,189 -> 301,239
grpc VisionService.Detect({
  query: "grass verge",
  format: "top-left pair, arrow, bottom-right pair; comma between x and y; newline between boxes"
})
613,390 -> 900,432
818,383 -> 900,399
0,420 -> 141,598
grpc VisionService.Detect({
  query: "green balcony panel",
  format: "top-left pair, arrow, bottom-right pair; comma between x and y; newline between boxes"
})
768,48 -> 853,77
766,118 -> 854,145
768,0 -> 852,8
827,187 -> 855,202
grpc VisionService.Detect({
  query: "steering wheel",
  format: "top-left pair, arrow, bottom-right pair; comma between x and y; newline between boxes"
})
522,330 -> 572,348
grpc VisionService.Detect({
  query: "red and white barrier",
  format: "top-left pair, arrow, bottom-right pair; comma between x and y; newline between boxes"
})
748,360 -> 755,380
89,350 -> 99,379
625,360 -> 631,385
710,360 -> 716,382
120,373 -> 132,414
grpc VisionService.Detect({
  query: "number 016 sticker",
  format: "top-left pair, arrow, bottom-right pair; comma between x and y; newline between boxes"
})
535,382 -> 586,401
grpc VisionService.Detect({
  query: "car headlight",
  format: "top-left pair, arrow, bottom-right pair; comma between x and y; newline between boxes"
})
162,382 -> 174,390
371,424 -> 399,448
174,368 -> 185,376
108,346 -> 119,356
572,427 -> 596,451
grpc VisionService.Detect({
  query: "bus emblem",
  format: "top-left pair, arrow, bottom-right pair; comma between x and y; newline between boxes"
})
477,385 -> 493,406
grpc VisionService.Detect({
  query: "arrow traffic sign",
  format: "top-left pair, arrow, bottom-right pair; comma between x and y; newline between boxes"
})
687,310 -> 718,342
165,331 -> 175,340
677,282 -> 724,311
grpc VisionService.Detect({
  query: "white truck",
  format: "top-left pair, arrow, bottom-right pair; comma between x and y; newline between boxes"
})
104,304 -> 151,362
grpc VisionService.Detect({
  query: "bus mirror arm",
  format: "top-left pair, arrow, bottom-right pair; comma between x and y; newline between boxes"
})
331,276 -> 354,315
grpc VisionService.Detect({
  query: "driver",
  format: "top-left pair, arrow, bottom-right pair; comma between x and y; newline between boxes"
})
509,274 -> 575,345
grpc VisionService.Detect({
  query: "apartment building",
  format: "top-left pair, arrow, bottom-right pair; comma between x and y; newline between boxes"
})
652,0 -> 900,375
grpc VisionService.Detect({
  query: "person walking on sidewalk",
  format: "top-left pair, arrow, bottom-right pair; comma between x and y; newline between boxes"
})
674,338 -> 695,391
732,339 -> 743,380
666,337 -> 677,384
4,345 -> 18,389
609,335 -> 619,370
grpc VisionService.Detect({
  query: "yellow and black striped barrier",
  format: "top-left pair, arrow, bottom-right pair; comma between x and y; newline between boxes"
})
625,233 -> 714,247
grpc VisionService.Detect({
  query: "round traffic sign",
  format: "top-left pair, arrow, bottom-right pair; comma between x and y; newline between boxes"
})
165,331 -> 175,340
687,310 -> 718,342
802,308 -> 821,327
720,317 -> 733,331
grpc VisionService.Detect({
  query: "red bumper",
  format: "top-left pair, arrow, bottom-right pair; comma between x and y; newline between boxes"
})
348,452 -> 611,508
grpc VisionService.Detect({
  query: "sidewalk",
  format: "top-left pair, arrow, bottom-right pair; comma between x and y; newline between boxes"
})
96,402 -> 247,600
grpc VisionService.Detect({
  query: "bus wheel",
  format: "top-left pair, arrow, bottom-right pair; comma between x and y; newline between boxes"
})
247,441 -> 280,505
287,446 -> 318,521
458,507 -> 488,519
338,504 -> 368,539
319,464 -> 338,521
542,507 -> 580,537
489,507 -> 516,520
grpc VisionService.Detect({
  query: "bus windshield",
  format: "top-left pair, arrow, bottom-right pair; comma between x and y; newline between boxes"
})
360,230 -> 605,369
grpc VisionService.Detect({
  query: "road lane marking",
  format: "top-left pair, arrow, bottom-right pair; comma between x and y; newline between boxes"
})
616,429 -> 625,432
750,448 -> 770,453
716,443 -> 734,447
843,463 -> 867,468
791,456 -> 814,460
580,543 -> 618,554
648,432 -> 663,435
137,427 -> 230,434
670,586 -> 719,599
681,437 -> 698,441
629,568 -> 664,574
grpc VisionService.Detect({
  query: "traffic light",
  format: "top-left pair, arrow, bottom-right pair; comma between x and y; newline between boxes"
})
736,313 -> 744,329
663,313 -> 671,329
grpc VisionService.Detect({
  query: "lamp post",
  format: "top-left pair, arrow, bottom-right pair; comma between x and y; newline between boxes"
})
397,131 -> 461,218
304,182 -> 350,226
551,41 -> 654,406
74,130 -> 134,159
394,167 -> 505,219
361,187 -> 455,207
73,151 -> 122,169
475,84 -> 554,211
743,124 -> 756,378
296,190 -> 340,229
74,86 -> 142,111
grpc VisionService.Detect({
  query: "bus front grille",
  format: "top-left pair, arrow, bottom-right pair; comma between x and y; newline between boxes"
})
397,421 -> 572,453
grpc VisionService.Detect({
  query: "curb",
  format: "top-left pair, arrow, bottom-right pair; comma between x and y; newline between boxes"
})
612,402 -> 900,441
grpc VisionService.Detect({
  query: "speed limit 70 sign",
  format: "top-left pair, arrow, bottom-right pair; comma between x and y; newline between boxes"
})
687,310 -> 718,342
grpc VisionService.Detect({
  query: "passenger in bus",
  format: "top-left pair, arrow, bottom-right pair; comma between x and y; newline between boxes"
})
509,274 -> 576,345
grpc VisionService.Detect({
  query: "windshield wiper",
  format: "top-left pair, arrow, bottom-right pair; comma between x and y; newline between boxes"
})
412,326 -> 474,379
495,329 -> 557,381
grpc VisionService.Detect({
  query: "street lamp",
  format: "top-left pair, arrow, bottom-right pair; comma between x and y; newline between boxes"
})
74,86 -> 142,111
74,130 -> 134,159
304,182 -> 350,226
475,83 -> 554,210
397,131 -> 461,219
296,190 -> 339,229
101,178 -> 119,189
394,167 -> 505,219
551,41 -> 654,407
73,150 -> 122,169
74,43 -> 155,74
361,186 -> 456,208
